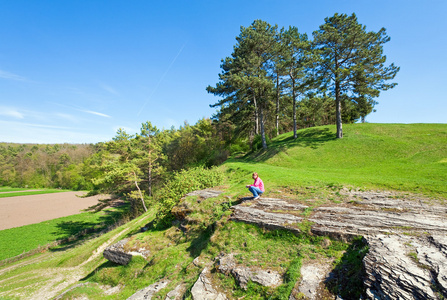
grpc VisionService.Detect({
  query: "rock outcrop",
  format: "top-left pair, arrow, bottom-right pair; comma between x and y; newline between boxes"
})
172,189 -> 224,222
191,267 -> 227,300
165,284 -> 187,300
364,234 -> 447,299
103,238 -> 150,265
230,191 -> 447,299
127,279 -> 170,300
216,253 -> 282,290
230,198 -> 305,235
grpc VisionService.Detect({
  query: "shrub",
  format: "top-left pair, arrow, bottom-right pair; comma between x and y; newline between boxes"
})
154,166 -> 224,227
251,134 -> 270,152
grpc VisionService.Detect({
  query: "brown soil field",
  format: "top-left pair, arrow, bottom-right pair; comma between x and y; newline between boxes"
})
0,192 -> 104,230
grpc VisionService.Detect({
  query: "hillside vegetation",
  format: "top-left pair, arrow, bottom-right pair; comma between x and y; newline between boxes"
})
0,123 -> 446,299
225,123 -> 447,199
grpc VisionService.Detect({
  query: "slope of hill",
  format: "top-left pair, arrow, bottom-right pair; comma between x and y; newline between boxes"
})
225,123 -> 447,199
0,123 -> 446,299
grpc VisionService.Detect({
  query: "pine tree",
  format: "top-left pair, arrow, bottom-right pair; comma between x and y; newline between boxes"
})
280,26 -> 312,138
208,20 -> 278,149
312,13 -> 399,138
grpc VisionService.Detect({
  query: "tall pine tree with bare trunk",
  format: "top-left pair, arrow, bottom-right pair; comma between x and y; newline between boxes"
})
313,13 -> 399,138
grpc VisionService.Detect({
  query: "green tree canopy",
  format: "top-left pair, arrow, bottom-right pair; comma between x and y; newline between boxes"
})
312,13 -> 399,138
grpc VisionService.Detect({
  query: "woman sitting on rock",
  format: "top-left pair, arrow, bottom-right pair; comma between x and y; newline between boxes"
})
246,172 -> 265,200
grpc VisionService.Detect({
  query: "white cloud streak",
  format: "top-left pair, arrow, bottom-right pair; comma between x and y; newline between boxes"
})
0,120 -> 110,144
83,110 -> 112,118
100,84 -> 119,95
0,69 -> 26,81
0,107 -> 24,119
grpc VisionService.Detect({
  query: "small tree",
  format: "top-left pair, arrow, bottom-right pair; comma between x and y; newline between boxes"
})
137,121 -> 165,197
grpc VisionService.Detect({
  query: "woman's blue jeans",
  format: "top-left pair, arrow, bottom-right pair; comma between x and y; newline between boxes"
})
249,186 -> 263,197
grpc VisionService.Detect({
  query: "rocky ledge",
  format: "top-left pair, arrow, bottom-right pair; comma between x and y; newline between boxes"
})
231,190 -> 447,299
103,238 -> 151,265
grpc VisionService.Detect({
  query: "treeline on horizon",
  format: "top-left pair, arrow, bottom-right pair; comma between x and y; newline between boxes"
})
0,119 -> 228,190
0,13 -> 399,217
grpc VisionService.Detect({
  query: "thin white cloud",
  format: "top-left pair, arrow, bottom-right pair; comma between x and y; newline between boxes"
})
55,113 -> 78,122
45,102 -> 112,118
0,120 -> 110,144
0,120 -> 77,130
100,84 -> 119,95
83,110 -> 112,118
0,69 -> 26,81
0,107 -> 24,119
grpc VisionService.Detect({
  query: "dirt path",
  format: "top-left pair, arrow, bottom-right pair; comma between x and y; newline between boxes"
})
0,192 -> 106,230
25,214 -> 151,300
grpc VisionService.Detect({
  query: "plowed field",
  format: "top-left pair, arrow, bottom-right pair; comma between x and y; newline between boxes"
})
0,192 -> 102,230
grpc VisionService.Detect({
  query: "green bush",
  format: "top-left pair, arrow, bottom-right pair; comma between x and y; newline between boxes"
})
154,166 -> 224,227
251,134 -> 270,152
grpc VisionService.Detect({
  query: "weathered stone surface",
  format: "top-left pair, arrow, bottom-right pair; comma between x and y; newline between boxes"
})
230,198 -> 303,235
186,189 -> 224,199
230,191 -> 447,299
191,267 -> 227,300
103,238 -> 150,265
364,234 -> 447,300
127,279 -> 170,300
309,194 -> 447,241
165,284 -> 186,300
216,254 -> 282,290
103,238 -> 133,265
289,263 -> 330,300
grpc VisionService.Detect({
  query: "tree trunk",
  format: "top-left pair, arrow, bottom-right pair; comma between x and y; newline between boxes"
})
148,154 -> 152,197
253,94 -> 259,135
276,72 -> 280,136
259,105 -> 267,150
291,73 -> 297,139
147,134 -> 152,197
334,55 -> 343,139
335,80 -> 343,138
133,171 -> 148,212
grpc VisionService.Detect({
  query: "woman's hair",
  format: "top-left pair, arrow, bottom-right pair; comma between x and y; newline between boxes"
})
252,172 -> 258,178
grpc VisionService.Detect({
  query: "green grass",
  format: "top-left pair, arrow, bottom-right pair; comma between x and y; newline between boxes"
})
0,123 -> 445,299
0,208 -> 154,300
224,123 -> 447,199
204,222 -> 349,299
0,187 -> 68,198
0,204 -> 130,261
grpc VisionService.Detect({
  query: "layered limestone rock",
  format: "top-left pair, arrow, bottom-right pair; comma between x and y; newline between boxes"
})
216,253 -> 282,290
165,284 -> 187,300
230,198 -> 305,235
185,189 -> 224,200
191,267 -> 227,300
127,279 -> 170,300
364,234 -> 447,299
230,191 -> 447,299
103,238 -> 150,265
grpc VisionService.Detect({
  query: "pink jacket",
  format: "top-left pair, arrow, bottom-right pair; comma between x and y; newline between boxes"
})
250,177 -> 265,192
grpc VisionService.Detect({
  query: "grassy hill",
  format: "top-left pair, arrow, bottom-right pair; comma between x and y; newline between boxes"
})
224,123 -> 447,199
0,123 -> 445,299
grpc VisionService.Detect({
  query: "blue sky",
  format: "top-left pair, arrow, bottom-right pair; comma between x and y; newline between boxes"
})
0,0 -> 446,144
